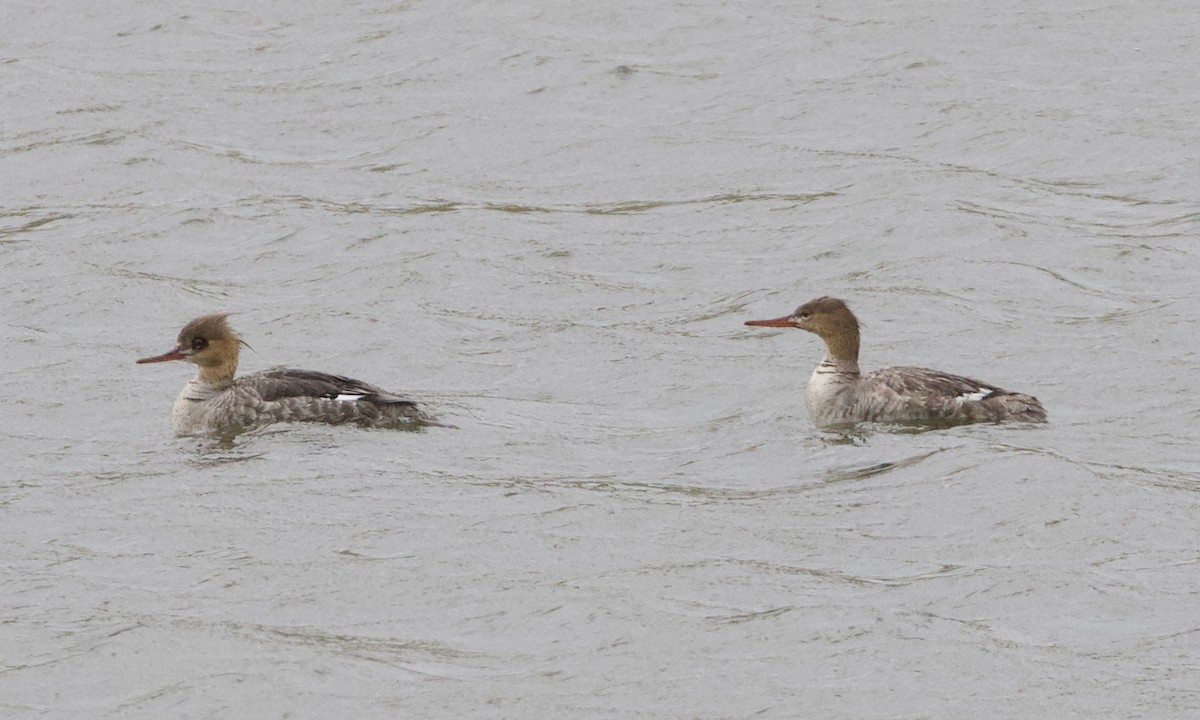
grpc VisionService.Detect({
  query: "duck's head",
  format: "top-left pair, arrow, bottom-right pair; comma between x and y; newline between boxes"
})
137,313 -> 245,383
745,296 -> 860,363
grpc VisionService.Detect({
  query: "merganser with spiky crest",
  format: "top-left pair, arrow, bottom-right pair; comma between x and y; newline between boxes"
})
137,314 -> 440,435
745,296 -> 1047,427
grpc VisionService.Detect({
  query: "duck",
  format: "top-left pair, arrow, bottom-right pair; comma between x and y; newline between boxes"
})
137,314 -> 440,435
745,296 -> 1047,427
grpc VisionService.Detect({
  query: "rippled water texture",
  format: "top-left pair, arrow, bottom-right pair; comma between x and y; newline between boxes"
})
4,2 -> 1199,718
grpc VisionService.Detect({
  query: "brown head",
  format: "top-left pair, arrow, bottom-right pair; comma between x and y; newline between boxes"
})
744,296 -> 861,363
136,313 -> 245,385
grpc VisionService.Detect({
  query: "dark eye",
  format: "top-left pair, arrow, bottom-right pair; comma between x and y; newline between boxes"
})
798,312 -> 810,320
191,337 -> 208,351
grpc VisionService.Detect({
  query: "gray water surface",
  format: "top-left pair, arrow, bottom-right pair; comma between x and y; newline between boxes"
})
3,2 -> 1199,718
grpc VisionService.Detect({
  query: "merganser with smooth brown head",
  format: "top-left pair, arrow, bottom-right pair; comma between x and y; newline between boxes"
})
137,314 -> 440,435
745,296 -> 1047,427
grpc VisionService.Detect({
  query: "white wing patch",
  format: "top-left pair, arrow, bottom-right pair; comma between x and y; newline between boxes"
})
956,388 -> 993,403
334,394 -> 367,403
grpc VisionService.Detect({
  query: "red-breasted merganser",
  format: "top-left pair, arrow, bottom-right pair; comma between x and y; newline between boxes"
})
137,314 -> 440,435
745,296 -> 1047,427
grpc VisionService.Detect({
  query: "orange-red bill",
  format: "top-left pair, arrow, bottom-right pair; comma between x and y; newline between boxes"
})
744,316 -> 796,328
136,347 -> 186,364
